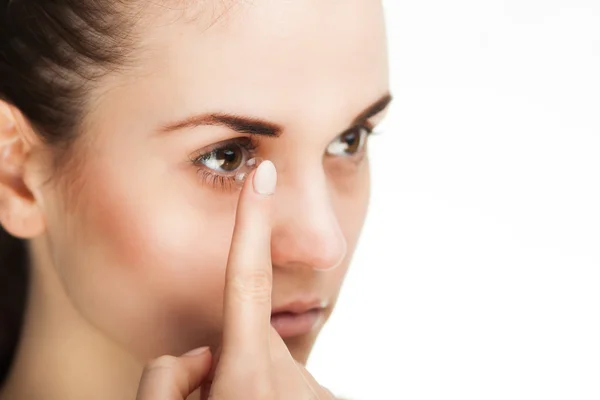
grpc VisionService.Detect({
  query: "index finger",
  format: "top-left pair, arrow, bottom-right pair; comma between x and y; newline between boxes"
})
221,160 -> 277,356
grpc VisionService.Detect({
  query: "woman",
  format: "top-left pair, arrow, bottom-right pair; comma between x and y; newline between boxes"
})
0,0 -> 391,398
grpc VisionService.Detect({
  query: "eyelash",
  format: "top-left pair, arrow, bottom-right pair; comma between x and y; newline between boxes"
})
196,170 -> 242,191
189,124 -> 379,191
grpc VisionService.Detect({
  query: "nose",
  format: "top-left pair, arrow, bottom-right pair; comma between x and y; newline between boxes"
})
270,168 -> 347,271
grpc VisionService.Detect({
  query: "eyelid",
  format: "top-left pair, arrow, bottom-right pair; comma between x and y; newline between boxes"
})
188,136 -> 258,164
339,122 -> 374,138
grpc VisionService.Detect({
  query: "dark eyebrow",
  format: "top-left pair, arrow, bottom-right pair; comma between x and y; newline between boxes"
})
159,113 -> 283,137
352,92 -> 393,126
158,92 -> 393,137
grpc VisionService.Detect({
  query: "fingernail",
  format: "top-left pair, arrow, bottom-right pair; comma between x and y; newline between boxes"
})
253,160 -> 277,196
182,346 -> 209,357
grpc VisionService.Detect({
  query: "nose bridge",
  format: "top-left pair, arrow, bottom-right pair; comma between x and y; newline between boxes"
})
271,167 -> 347,271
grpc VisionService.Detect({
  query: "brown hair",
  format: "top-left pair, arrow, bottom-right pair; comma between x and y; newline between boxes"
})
0,0 -> 139,386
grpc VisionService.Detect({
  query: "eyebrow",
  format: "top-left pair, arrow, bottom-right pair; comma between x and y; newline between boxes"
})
158,92 -> 393,137
352,92 -> 393,126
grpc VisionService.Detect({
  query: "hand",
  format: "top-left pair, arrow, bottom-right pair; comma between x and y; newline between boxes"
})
136,160 -> 335,400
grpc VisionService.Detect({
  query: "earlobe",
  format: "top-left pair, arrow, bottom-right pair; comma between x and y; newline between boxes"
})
0,101 -> 46,239
0,195 -> 45,239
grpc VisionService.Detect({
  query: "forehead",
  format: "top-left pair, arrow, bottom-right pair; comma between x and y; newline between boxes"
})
95,0 -> 388,131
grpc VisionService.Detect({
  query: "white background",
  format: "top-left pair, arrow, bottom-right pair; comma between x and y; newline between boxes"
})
308,1 -> 600,399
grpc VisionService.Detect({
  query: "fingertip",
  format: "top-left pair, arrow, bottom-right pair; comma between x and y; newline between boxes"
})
252,160 -> 277,196
137,351 -> 213,400
181,346 -> 210,358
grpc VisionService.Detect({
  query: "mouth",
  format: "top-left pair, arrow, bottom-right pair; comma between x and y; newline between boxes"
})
270,299 -> 327,339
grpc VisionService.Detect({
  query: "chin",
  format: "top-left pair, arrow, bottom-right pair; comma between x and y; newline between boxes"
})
284,331 -> 321,365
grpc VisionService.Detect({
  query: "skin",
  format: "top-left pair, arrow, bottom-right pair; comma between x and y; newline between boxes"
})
138,161 -> 342,399
0,0 -> 389,399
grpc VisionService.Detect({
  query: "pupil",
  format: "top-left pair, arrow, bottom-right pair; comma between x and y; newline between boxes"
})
216,145 -> 242,171
344,130 -> 360,154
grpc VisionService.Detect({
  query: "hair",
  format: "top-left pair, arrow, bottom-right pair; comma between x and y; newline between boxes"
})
0,0 -> 141,386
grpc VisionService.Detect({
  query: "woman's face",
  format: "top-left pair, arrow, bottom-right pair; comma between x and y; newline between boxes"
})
36,0 -> 389,364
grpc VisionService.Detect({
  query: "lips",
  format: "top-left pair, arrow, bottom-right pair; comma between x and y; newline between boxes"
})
270,299 -> 327,338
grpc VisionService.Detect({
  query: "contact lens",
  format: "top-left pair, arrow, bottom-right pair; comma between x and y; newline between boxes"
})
234,157 -> 264,188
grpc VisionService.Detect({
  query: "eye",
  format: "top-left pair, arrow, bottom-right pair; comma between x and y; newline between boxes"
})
189,137 -> 261,191
195,138 -> 255,174
326,126 -> 371,157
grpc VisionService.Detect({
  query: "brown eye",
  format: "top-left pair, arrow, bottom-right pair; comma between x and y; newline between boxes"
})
326,126 -> 370,157
199,143 -> 247,173
342,130 -> 361,154
214,145 -> 244,171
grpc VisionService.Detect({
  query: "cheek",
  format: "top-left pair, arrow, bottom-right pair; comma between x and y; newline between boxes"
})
81,160 -> 231,280
48,158 -> 239,357
328,159 -> 371,287
335,157 -> 371,247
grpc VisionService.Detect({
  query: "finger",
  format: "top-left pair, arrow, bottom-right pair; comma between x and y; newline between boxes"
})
268,351 -> 331,400
267,327 -> 331,399
268,325 -> 294,364
136,347 -> 212,400
222,160 -> 277,355
199,346 -> 221,400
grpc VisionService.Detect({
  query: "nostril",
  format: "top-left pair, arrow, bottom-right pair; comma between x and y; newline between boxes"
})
317,252 -> 346,271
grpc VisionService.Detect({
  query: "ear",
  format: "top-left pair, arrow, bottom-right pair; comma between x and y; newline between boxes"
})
0,101 -> 45,239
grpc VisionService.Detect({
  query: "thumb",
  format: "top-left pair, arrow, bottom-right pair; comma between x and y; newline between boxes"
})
200,346 -> 222,400
136,347 -> 213,400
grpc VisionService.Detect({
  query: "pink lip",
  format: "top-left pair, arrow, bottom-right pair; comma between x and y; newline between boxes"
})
271,298 -> 326,315
270,309 -> 323,338
270,298 -> 327,338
